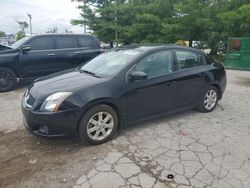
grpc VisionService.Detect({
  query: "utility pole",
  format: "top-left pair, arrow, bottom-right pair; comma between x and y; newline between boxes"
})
114,0 -> 118,47
83,0 -> 87,33
27,14 -> 32,35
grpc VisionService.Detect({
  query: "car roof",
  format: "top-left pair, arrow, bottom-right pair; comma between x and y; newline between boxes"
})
31,33 -> 95,37
118,44 -> 205,54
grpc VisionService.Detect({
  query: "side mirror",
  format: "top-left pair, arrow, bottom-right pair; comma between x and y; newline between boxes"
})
21,45 -> 31,53
130,71 -> 148,81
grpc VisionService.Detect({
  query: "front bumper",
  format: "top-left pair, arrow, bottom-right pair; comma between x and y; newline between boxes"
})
22,105 -> 81,138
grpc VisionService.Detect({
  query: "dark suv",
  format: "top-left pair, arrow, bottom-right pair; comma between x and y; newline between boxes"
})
0,34 -> 102,91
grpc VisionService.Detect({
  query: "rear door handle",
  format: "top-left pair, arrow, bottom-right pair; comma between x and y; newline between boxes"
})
165,82 -> 175,87
74,51 -> 81,54
48,53 -> 55,56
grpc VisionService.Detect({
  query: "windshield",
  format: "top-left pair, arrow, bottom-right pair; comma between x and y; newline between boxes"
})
80,48 -> 143,77
11,36 -> 31,49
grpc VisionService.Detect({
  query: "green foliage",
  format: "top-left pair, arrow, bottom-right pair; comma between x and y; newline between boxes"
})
16,31 -> 25,41
17,21 -> 29,32
72,0 -> 250,53
218,3 -> 250,37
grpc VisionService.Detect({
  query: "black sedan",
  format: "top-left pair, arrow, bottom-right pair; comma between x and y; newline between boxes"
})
22,45 -> 227,144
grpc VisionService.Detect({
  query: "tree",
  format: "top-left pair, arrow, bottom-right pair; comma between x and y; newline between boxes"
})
65,29 -> 73,33
71,0 -> 250,54
71,0 -> 177,45
17,21 -> 29,32
16,21 -> 28,41
16,31 -> 25,41
204,0 -> 250,54
71,0 -> 120,46
0,31 -> 6,37
170,0 -> 211,47
218,2 -> 250,37
46,27 -> 58,33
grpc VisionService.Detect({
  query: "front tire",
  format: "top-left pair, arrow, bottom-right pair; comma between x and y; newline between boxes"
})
198,86 -> 219,113
78,104 -> 118,145
0,68 -> 17,92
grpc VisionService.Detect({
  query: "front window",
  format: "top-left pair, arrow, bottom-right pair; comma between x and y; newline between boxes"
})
27,37 -> 54,51
11,36 -> 30,49
80,49 -> 143,77
135,50 -> 173,77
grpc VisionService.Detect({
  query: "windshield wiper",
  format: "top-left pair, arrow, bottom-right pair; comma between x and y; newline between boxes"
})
80,69 -> 100,78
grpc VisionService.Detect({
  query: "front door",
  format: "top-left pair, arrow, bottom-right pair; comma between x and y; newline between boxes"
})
126,50 -> 177,122
19,36 -> 57,78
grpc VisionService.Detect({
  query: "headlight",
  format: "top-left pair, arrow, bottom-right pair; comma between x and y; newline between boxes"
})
40,92 -> 73,112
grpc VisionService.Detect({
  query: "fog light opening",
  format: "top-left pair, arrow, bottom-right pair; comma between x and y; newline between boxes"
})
39,125 -> 49,134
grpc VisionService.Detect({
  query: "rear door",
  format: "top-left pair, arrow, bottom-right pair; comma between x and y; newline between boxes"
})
19,36 -> 57,78
54,35 -> 79,69
174,49 -> 208,106
75,35 -> 102,65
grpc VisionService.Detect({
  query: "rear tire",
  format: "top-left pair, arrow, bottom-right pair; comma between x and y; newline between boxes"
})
78,104 -> 118,145
0,68 -> 17,92
198,86 -> 219,113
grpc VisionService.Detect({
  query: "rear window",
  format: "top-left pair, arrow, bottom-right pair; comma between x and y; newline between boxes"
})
56,36 -> 77,49
229,39 -> 241,52
176,51 -> 204,70
76,36 -> 95,48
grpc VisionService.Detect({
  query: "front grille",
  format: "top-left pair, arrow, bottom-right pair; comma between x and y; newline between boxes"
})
24,90 -> 36,108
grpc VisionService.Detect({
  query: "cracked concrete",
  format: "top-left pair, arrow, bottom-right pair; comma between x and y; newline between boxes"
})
1,70 -> 250,188
72,70 -> 250,188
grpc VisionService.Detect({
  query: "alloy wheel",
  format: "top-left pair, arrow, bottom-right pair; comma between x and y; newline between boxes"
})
86,112 -> 114,141
204,89 -> 217,110
0,71 -> 13,91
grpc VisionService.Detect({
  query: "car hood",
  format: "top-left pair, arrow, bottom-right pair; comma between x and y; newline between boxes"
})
29,69 -> 107,100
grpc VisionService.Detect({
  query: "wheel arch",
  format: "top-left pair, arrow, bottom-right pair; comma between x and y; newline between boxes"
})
76,98 -> 124,134
209,82 -> 222,99
0,66 -> 18,77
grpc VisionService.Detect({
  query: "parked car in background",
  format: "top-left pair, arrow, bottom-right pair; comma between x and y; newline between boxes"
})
22,45 -> 227,145
0,43 -> 12,51
0,34 -> 102,91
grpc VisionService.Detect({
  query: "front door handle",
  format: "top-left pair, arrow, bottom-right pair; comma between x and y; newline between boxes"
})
48,53 -> 55,56
74,51 -> 81,54
165,82 -> 175,87
200,72 -> 206,78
